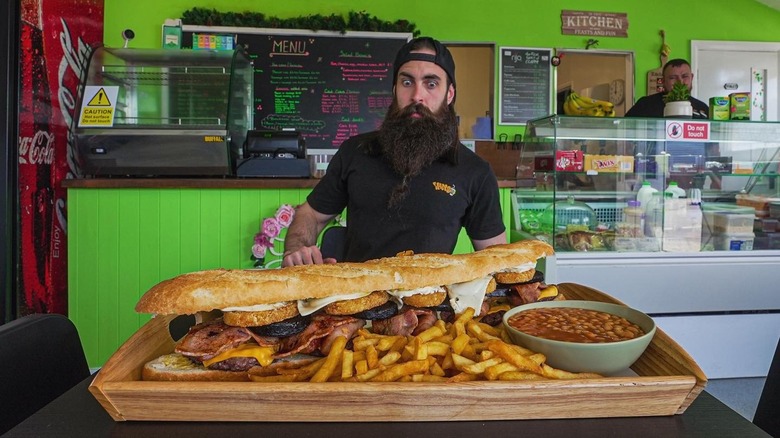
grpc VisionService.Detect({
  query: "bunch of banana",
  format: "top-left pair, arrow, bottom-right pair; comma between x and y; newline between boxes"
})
563,92 -> 616,117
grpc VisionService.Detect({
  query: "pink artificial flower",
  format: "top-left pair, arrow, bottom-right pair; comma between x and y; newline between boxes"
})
251,243 -> 267,259
256,233 -> 273,249
262,217 -> 282,238
275,204 -> 295,227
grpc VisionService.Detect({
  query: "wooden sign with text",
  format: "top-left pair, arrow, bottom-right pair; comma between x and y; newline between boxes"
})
561,10 -> 628,37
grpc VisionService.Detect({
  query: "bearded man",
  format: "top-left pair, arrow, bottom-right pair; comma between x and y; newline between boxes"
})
283,37 -> 506,265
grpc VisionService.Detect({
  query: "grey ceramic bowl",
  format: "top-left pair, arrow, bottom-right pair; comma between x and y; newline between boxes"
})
502,300 -> 656,375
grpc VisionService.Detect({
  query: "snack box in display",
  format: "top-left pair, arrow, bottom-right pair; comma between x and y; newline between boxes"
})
584,155 -> 634,173
709,97 -> 729,121
89,283 -> 707,422
729,92 -> 750,120
555,150 -> 584,172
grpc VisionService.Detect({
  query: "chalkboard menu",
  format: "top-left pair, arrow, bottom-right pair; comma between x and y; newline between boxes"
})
182,27 -> 410,153
498,47 -> 553,125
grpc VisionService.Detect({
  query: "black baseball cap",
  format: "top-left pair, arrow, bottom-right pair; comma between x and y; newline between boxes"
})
393,37 -> 456,90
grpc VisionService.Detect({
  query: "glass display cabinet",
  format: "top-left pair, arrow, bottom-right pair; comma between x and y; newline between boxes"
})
516,115 -> 780,253
516,115 -> 780,379
73,47 -> 253,176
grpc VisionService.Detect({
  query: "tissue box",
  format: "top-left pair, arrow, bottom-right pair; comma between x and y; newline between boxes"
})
162,19 -> 182,49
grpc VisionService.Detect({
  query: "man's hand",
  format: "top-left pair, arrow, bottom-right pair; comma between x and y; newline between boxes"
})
282,202 -> 338,266
282,245 -> 337,267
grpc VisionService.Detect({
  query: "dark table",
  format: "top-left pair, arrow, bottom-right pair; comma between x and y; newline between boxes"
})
4,376 -> 769,438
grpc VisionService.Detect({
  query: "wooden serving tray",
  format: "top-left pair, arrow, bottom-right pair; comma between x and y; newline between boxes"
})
89,283 -> 707,422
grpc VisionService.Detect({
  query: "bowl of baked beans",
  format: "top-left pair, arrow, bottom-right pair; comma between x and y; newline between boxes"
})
502,300 -> 656,375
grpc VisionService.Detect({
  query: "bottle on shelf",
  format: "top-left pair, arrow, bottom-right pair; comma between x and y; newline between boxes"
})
644,192 -> 667,238
622,200 -> 645,237
664,181 -> 686,198
636,181 -> 658,212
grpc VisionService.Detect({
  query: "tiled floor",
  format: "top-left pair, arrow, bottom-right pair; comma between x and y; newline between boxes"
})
705,377 -> 766,421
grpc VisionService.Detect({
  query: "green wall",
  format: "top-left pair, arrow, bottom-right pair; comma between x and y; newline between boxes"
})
104,0 -> 780,137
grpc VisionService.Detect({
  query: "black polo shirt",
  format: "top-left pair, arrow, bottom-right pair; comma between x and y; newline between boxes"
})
308,132 -> 505,262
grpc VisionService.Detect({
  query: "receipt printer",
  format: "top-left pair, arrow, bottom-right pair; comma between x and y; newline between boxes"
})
236,130 -> 311,177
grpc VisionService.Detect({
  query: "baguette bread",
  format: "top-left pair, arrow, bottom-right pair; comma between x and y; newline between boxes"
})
135,239 -> 554,315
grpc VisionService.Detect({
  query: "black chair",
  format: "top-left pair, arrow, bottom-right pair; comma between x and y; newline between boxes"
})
754,336 -> 780,437
0,313 -> 90,434
320,225 -> 347,262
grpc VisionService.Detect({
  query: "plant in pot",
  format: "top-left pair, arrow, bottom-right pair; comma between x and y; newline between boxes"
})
663,82 -> 693,117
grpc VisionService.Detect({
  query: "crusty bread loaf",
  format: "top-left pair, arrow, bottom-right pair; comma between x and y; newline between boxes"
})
135,240 -> 554,315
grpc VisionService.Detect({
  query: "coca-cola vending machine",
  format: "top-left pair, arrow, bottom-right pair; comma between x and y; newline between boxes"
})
16,0 -> 103,317
2,0 -> 20,324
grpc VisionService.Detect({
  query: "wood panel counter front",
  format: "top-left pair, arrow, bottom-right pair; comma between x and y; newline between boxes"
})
64,177 -> 518,368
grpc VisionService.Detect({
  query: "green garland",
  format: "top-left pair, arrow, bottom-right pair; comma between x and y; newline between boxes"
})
181,8 -> 419,36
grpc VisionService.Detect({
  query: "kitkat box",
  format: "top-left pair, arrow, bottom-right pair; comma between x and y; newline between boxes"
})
555,150 -> 584,171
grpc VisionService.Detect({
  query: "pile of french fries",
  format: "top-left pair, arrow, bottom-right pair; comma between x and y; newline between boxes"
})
248,308 -> 602,383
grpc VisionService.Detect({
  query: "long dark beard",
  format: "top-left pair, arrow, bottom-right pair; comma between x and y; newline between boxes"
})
378,100 -> 459,208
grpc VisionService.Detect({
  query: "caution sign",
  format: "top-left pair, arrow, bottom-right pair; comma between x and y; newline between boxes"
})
78,85 -> 119,127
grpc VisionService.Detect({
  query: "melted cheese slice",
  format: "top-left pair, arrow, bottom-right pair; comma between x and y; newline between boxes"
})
221,301 -> 290,312
201,344 -> 276,368
496,262 -> 536,274
447,275 -> 492,316
297,291 -> 372,316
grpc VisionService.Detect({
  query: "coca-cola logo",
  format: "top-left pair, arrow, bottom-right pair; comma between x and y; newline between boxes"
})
58,17 -> 93,179
18,130 -> 55,165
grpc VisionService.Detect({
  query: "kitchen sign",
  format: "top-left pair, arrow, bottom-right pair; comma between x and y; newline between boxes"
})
561,10 -> 628,37
665,120 -> 711,141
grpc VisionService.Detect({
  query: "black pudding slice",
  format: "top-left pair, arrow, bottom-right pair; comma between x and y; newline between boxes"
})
428,301 -> 454,312
249,314 -> 311,337
351,301 -> 399,320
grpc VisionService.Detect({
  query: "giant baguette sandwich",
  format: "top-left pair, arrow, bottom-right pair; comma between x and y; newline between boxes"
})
136,239 -> 554,381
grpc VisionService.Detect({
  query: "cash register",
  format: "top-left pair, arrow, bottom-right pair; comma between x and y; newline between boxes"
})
236,130 -> 311,178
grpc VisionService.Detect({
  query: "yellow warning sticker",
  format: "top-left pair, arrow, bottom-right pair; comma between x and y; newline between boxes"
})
78,85 -> 119,127
87,88 -> 112,106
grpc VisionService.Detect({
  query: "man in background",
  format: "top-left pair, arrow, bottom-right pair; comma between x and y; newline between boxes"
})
626,58 -> 709,118
627,58 -> 718,190
283,37 -> 506,266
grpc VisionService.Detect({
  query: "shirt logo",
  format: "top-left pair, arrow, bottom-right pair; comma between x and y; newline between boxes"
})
432,181 -> 456,196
